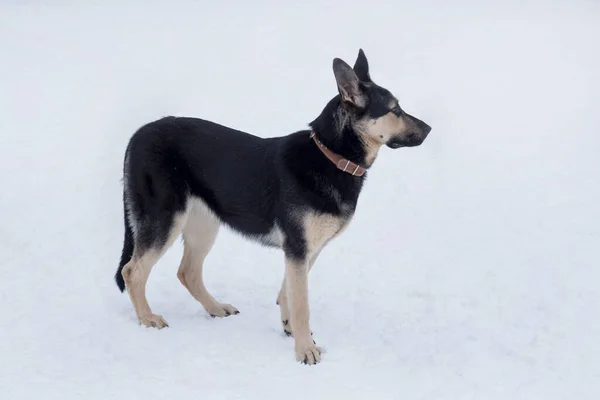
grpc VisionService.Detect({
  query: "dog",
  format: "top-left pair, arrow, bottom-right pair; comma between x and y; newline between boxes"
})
115,49 -> 431,365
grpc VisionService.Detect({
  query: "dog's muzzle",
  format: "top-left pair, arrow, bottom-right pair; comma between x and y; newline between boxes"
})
387,123 -> 431,149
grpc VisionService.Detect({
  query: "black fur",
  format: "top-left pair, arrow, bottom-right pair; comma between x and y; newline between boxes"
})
119,115 -> 363,267
115,49 -> 430,289
116,191 -> 134,292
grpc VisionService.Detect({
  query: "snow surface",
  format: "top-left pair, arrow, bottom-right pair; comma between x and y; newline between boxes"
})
1,1 -> 599,399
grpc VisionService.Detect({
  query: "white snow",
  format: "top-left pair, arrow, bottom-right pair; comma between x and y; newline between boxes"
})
1,1 -> 599,399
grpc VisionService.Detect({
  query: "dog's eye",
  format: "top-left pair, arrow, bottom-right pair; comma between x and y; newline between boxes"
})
390,106 -> 402,116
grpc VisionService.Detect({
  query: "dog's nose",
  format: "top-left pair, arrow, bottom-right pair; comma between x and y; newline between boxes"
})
423,123 -> 432,135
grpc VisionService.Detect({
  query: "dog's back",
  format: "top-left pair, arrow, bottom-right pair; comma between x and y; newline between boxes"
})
125,116 -> 281,231
116,117 -> 283,291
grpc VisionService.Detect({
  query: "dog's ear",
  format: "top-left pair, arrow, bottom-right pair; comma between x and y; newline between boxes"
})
353,48 -> 371,82
333,58 -> 367,108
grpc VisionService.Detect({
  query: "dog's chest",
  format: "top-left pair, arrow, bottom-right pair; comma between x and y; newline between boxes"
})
302,210 -> 353,254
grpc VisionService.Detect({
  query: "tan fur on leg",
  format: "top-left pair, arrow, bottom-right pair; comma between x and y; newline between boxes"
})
177,198 -> 238,317
279,211 -> 352,363
285,256 -> 321,364
122,213 -> 188,328
278,249 -> 321,336
122,251 -> 168,328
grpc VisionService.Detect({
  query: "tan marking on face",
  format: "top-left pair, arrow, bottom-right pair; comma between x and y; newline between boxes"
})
371,112 -> 409,141
356,110 -> 409,165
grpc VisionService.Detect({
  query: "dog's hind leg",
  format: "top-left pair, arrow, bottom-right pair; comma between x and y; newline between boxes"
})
177,199 -> 239,318
122,213 -> 188,329
277,249 -> 321,336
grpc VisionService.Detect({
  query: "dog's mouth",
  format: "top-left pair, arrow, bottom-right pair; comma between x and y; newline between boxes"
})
386,134 -> 426,149
386,140 -> 405,149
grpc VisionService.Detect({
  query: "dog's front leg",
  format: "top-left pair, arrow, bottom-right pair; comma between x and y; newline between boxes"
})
277,249 -> 321,336
285,254 -> 321,365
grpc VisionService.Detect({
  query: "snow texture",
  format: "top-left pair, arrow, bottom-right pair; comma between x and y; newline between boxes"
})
1,1 -> 599,399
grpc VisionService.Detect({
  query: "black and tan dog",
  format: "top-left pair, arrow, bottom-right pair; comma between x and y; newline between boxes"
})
115,49 -> 431,365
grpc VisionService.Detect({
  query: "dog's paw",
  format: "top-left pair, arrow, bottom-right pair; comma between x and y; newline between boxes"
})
206,303 -> 239,318
295,342 -> 322,365
139,314 -> 169,329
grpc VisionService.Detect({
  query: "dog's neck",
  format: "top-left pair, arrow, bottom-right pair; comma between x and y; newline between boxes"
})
309,132 -> 367,177
309,97 -> 371,167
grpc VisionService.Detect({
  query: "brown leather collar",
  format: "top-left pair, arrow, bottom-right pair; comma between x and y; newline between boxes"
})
310,132 -> 367,177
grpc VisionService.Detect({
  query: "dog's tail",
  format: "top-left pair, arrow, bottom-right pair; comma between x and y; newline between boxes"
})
115,193 -> 134,293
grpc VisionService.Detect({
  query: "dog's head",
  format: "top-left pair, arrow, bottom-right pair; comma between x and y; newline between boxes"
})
314,49 -> 431,165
